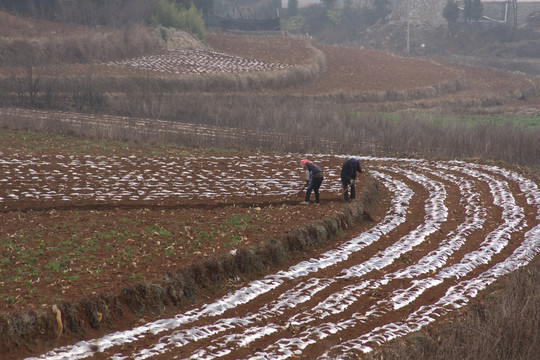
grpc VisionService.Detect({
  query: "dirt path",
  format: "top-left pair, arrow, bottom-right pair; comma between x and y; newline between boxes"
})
13,156 -> 539,360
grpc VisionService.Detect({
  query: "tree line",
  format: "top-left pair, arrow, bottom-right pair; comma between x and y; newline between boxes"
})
443,0 -> 484,25
0,0 -> 213,26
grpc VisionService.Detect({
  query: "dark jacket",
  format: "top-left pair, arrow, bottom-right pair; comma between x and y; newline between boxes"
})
341,159 -> 362,181
306,162 -> 323,177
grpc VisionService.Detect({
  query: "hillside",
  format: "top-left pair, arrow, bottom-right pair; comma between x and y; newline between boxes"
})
0,11 -> 539,360
348,18 -> 540,75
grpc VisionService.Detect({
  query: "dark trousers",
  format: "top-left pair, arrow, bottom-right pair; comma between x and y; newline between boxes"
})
306,176 -> 323,203
342,180 -> 355,201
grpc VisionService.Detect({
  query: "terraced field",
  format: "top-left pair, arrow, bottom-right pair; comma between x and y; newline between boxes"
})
108,49 -> 291,75
10,154 -> 538,360
0,24 -> 539,360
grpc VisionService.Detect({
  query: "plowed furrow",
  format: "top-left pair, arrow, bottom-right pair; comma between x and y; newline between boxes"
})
14,157 -> 540,360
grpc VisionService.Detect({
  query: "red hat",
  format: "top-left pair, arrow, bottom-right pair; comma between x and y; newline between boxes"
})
300,159 -> 311,166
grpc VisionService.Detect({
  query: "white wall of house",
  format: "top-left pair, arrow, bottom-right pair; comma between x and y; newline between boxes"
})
390,0 -> 540,27
282,0 -> 373,9
281,0 -> 319,9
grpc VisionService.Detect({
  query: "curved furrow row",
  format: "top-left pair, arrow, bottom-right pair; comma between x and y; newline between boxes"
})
174,161 -> 536,359
27,168 -> 412,360
234,166 -> 467,359
1,154 -> 345,206
319,161 -> 538,358
21,158 -> 540,360
129,172 -> 419,360
340,167 -> 449,279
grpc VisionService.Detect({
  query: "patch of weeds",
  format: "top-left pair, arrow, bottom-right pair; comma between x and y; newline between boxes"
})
146,224 -> 173,238
158,228 -> 172,237
401,256 -> 411,264
224,235 -> 244,247
141,254 -> 152,264
115,230 -> 135,241
26,143 -> 48,152
84,237 -> 99,247
128,273 -> 143,282
23,342 -> 34,353
124,248 -> 136,264
46,260 -> 66,272
195,230 -> 217,247
96,230 -> 114,240
105,256 -> 115,265
221,214 -> 252,230
29,267 -> 40,277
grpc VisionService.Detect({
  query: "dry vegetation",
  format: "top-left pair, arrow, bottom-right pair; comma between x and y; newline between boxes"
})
0,19 -> 162,66
365,256 -> 540,360
0,11 -> 539,360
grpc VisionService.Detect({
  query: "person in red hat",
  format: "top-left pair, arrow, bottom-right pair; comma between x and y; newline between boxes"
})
300,159 -> 324,205
341,157 -> 362,201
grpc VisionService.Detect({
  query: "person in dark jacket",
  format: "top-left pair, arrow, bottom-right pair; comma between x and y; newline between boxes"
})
341,157 -> 362,201
300,159 -> 324,204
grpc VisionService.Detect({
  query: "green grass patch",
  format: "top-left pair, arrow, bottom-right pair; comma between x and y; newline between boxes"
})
380,112 -> 540,129
458,114 -> 540,128
220,214 -> 253,231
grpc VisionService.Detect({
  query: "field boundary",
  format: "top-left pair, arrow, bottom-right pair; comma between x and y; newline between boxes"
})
0,36 -> 327,99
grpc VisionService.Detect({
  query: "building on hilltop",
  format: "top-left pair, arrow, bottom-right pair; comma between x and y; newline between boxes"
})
390,0 -> 540,27
282,0 -> 540,28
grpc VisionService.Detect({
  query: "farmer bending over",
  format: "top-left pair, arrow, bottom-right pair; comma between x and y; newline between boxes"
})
341,157 -> 362,201
300,159 -> 324,205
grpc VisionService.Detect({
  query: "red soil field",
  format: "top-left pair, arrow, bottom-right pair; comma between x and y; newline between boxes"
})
1,19 -> 539,360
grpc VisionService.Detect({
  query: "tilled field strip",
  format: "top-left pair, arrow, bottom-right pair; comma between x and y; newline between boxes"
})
0,153 -> 344,209
20,156 -> 539,360
107,49 -> 292,75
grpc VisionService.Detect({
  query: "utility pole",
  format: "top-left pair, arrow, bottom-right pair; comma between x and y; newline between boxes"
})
512,0 -> 517,27
406,0 -> 410,55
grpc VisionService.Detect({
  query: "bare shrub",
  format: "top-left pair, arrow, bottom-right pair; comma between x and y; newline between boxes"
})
0,39 -> 41,66
122,73 -> 167,119
68,70 -> 106,112
1,89 -> 538,168
0,25 -> 162,66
